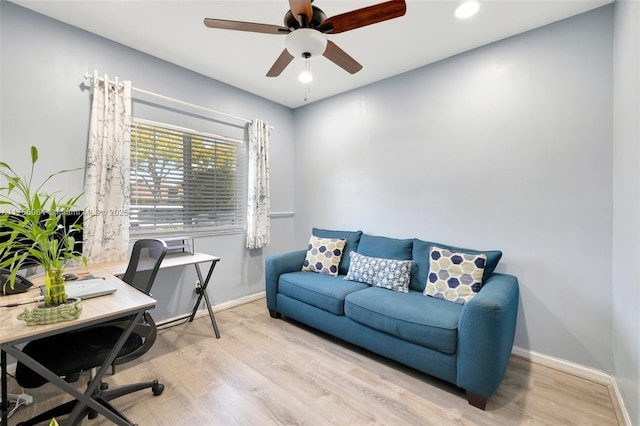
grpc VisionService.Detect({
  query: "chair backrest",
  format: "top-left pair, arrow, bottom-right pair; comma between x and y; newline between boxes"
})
113,239 -> 167,367
122,239 -> 168,295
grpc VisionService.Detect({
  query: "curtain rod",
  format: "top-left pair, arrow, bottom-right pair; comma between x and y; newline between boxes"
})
83,73 -> 274,130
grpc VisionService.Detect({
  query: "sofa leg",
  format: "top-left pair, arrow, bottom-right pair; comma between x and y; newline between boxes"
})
466,391 -> 487,410
268,309 -> 281,319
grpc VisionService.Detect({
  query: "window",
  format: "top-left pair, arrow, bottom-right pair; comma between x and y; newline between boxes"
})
130,119 -> 246,238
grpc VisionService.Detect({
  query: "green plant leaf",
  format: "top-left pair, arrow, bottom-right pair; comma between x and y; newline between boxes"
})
0,146 -> 86,296
33,193 -> 41,211
30,146 -> 38,164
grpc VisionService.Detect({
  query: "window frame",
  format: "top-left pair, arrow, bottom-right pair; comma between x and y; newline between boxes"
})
129,118 -> 247,239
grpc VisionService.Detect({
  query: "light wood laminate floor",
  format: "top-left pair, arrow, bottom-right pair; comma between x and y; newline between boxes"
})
8,299 -> 624,425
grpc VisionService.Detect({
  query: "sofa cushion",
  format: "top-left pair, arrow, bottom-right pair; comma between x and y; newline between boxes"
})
302,235 -> 347,276
344,287 -> 462,354
424,246 -> 486,304
411,239 -> 502,292
312,228 -> 363,275
279,271 -> 368,316
344,251 -> 413,293
356,234 -> 413,260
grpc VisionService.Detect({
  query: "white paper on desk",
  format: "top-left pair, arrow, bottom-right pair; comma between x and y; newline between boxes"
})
41,278 -> 118,300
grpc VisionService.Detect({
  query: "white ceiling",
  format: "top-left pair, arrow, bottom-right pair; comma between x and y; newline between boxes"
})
11,0 -> 611,108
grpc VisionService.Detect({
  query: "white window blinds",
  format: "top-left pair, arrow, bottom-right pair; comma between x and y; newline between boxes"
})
130,119 -> 246,237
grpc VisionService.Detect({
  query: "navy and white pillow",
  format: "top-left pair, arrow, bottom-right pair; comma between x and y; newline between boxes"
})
345,251 -> 413,293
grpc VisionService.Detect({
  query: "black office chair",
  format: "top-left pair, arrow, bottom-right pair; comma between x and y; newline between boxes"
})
15,239 -> 168,426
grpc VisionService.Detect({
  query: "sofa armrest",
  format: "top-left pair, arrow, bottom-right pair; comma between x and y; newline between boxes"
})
456,273 -> 519,399
265,249 -> 307,312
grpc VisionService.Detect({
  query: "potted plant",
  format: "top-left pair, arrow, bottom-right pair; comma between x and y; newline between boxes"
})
0,146 -> 86,306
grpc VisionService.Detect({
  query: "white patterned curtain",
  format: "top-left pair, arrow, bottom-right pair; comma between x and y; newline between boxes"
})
246,119 -> 270,249
83,71 -> 131,263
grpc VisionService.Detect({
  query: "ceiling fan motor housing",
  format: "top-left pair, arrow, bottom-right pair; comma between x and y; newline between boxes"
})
285,28 -> 328,58
284,6 -> 327,30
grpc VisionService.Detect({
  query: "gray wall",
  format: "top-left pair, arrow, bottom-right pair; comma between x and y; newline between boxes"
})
293,6 -> 615,373
3,1 -> 639,420
0,2 -> 296,322
613,1 -> 640,424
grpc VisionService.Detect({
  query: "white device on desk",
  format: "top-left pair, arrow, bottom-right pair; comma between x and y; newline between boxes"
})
41,278 -> 118,300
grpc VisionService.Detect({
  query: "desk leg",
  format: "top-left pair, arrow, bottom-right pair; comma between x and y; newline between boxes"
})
1,349 -> 7,426
189,260 -> 221,338
3,311 -> 144,426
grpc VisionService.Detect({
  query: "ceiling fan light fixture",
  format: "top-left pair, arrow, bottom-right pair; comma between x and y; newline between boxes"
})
204,0 -> 405,78
455,1 -> 480,19
285,28 -> 328,58
298,70 -> 313,83
299,55 -> 313,85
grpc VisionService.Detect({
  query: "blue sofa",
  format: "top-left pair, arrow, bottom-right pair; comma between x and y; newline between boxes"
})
265,229 -> 519,409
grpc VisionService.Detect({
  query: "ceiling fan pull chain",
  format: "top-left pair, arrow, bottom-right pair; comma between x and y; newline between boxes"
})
304,59 -> 311,102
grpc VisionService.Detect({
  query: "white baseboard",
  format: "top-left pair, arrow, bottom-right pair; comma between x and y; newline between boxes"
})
210,290 -> 266,313
159,291 -> 266,325
512,346 -> 631,425
611,376 -> 633,426
511,346 -> 612,383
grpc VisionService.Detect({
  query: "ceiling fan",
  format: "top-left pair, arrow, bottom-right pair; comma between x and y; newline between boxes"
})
203,0 -> 407,77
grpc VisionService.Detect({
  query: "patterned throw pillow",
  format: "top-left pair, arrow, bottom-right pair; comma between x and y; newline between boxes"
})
344,251 -> 413,293
302,236 -> 347,276
424,246 -> 487,304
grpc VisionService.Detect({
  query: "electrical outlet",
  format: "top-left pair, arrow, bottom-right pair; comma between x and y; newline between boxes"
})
194,280 -> 201,294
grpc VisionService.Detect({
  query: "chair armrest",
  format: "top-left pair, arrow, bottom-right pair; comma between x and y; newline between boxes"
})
456,273 -> 519,398
265,249 -> 306,312
114,311 -> 157,366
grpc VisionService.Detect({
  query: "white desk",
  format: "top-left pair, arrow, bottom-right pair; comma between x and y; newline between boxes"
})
1,268 -> 156,425
97,252 -> 221,338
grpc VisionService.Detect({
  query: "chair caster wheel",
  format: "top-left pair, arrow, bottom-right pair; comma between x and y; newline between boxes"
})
152,380 -> 164,396
88,409 -> 98,419
100,382 -> 109,390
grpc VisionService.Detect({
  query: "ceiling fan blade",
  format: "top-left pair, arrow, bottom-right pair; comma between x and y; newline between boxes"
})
266,49 -> 295,77
317,0 -> 406,34
322,41 -> 363,74
204,18 -> 290,35
289,0 -> 313,26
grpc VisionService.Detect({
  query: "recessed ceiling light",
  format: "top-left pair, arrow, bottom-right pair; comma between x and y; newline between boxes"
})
455,1 -> 480,19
